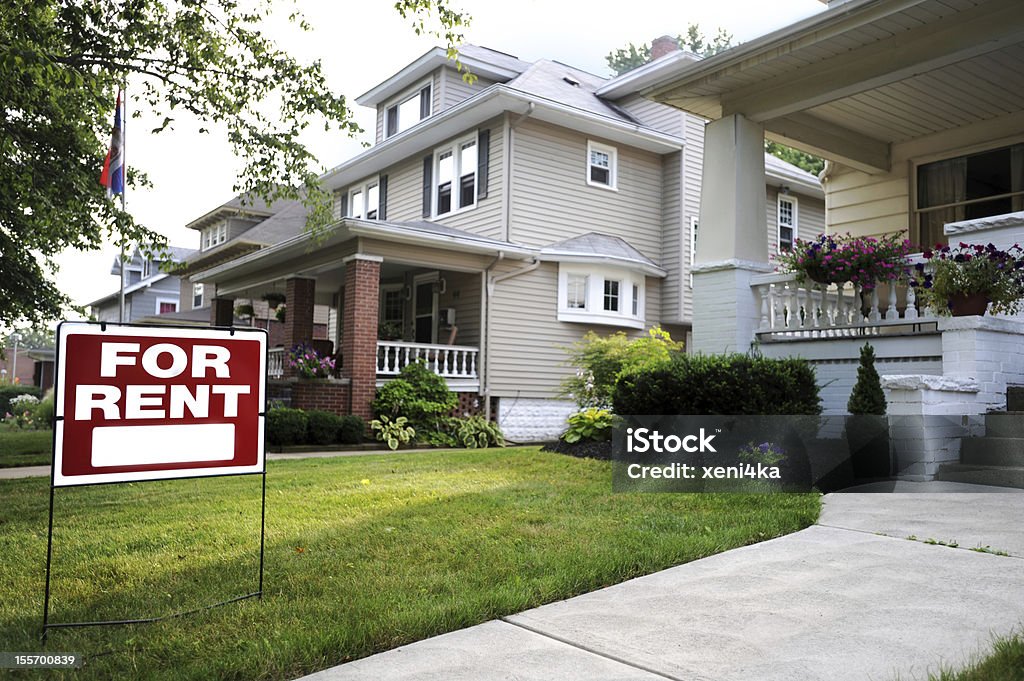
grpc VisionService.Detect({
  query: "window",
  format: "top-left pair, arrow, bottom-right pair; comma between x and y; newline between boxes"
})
193,283 -> 204,309
566,274 -> 588,309
587,141 -> 617,189
778,195 -> 797,252
125,267 -> 142,286
603,279 -> 620,312
434,136 -> 477,216
202,222 -> 227,251
384,83 -> 432,138
557,265 -> 644,329
380,285 -> 404,326
156,299 -> 178,314
689,216 -> 698,288
916,142 -> 1024,246
142,259 -> 151,279
347,180 -> 381,220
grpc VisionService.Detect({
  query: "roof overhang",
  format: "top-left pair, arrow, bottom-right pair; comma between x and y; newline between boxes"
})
538,250 -> 667,278
323,84 -> 685,191
86,272 -> 171,308
764,158 -> 823,198
356,47 -> 524,107
595,50 -> 703,100
626,0 -> 1024,175
175,241 -> 264,277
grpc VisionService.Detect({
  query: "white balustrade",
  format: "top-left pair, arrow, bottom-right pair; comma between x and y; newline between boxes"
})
376,341 -> 479,379
268,347 -> 285,378
750,256 -> 936,339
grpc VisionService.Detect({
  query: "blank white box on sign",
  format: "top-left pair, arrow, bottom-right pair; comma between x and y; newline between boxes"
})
91,423 -> 236,467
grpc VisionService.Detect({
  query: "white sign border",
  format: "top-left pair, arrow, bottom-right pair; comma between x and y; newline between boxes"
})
53,321 -> 267,487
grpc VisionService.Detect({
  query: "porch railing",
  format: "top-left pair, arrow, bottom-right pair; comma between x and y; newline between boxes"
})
750,256 -> 938,339
268,347 -> 285,378
377,340 -> 479,379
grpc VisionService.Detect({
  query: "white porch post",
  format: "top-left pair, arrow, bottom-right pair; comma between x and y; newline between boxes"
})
691,114 -> 772,354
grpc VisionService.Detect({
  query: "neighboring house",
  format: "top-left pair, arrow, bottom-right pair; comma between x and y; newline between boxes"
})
88,246 -> 197,323
615,0 -> 1024,480
185,43 -> 824,440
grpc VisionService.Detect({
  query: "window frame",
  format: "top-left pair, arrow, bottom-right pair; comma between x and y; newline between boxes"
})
379,283 -> 405,328
193,283 -> 204,309
383,80 -> 433,139
586,140 -> 618,190
155,298 -> 179,315
777,194 -> 797,253
201,222 -> 227,251
557,264 -> 644,329
432,133 -> 478,218
347,177 -> 381,221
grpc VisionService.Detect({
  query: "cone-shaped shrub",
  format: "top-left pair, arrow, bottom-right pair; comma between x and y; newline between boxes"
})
847,343 -> 886,415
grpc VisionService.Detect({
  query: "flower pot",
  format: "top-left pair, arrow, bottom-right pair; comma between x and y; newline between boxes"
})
804,265 -> 833,286
948,293 -> 989,316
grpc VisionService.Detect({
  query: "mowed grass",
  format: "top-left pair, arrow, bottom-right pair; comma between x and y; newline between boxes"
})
925,634 -> 1024,681
0,447 -> 819,680
0,429 -> 52,467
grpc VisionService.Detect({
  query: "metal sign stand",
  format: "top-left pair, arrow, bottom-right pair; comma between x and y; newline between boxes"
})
41,470 -> 266,643
41,321 -> 268,643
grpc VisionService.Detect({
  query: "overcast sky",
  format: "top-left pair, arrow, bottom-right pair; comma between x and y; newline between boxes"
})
54,0 -> 826,318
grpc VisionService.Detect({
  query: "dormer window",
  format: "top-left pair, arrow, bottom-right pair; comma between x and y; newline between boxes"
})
385,83 -> 432,138
202,222 -> 227,251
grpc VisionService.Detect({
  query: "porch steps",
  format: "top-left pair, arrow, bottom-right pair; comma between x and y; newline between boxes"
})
934,412 -> 1024,489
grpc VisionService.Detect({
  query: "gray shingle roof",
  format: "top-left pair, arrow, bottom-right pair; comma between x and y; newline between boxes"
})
542,232 -> 657,266
506,60 -> 638,124
240,199 -> 307,245
458,45 -> 532,76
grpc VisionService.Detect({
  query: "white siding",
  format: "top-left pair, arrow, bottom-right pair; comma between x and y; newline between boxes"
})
441,68 -> 494,109
619,95 -> 686,137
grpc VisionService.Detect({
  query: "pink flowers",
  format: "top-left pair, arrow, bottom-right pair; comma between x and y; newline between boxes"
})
775,232 -> 914,289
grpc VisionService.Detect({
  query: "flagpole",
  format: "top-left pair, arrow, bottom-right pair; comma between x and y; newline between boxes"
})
118,87 -> 127,323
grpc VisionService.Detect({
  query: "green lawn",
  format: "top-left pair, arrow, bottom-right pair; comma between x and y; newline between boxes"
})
924,634 -> 1024,681
0,447 -> 819,680
0,429 -> 52,467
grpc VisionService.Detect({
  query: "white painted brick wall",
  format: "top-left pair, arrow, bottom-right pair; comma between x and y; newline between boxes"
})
497,398 -> 576,443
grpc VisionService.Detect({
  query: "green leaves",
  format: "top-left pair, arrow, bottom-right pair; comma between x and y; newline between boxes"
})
370,415 -> 416,451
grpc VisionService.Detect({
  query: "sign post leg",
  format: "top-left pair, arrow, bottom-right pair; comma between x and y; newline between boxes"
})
258,471 -> 266,599
42,485 -> 56,643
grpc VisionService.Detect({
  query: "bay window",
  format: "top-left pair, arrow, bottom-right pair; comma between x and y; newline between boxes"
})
557,264 -> 645,329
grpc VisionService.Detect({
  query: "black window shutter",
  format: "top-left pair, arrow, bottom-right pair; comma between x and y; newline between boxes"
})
477,129 -> 490,200
378,175 -> 388,221
420,85 -> 432,119
340,191 -> 348,218
422,155 -> 433,218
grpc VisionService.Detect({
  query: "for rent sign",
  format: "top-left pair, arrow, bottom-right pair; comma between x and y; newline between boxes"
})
54,323 -> 267,486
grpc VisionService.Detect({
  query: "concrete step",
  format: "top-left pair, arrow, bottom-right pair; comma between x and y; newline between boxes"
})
983,412 -> 1024,438
934,464 -> 1024,489
961,437 -> 1024,467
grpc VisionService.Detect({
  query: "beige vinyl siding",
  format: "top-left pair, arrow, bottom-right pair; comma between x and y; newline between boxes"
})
351,117 -> 505,241
440,68 -> 494,110
766,187 -> 826,261
509,119 -> 663,258
619,95 -> 686,137
373,71 -> 443,144
438,271 -> 481,347
680,113 -> 705,323
660,151 -> 683,323
823,111 -> 1024,242
487,262 -> 663,398
357,237 -> 497,273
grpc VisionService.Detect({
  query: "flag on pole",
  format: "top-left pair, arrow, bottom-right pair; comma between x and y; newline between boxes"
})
100,90 -> 125,198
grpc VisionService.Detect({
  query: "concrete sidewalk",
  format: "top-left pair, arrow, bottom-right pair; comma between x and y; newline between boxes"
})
301,484 -> 1024,681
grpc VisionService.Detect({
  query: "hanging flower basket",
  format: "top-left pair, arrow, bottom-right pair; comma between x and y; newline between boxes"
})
947,292 -> 989,317
774,233 -> 913,290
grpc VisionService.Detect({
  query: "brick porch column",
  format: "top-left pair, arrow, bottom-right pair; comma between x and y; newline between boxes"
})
283,277 -> 316,378
341,254 -> 381,421
210,297 -> 234,326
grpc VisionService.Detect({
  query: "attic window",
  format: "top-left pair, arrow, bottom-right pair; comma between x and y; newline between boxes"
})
562,76 -> 581,87
385,83 -> 432,139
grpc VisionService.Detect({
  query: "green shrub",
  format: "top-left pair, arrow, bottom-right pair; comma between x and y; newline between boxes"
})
372,361 -> 457,435
453,416 -> 505,448
562,408 -> 614,443
613,354 -> 821,415
267,407 -> 309,446
561,327 -> 684,409
848,343 -> 886,415
0,385 -> 41,416
337,415 -> 365,444
306,410 -> 343,446
370,415 -> 415,450
32,390 -> 55,429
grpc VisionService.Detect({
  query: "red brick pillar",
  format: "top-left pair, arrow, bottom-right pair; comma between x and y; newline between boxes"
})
210,298 -> 234,326
341,255 -> 381,421
283,277 -> 316,378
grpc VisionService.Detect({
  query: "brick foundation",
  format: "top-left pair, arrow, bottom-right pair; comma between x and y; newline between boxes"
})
291,380 -> 350,415
342,255 -> 381,422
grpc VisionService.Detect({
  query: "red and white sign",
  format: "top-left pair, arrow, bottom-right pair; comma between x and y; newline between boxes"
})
54,323 -> 267,486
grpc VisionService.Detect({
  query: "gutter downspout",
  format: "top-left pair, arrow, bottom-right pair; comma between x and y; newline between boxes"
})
480,251 -> 504,420
483,256 -> 540,421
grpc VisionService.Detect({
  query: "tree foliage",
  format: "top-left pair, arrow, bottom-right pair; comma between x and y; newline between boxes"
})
0,0 -> 471,327
605,24 -> 733,75
606,27 -> 825,177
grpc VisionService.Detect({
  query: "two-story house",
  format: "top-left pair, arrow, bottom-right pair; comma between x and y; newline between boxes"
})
184,43 -> 825,440
88,245 -> 196,323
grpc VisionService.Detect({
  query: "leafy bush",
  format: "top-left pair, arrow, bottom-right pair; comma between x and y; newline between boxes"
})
0,385 -> 41,416
452,416 -> 505,448
32,390 -> 55,429
306,410 -> 343,446
267,408 -> 309,446
613,354 -> 821,416
562,327 -> 683,409
848,343 -> 886,415
372,361 -> 457,435
337,415 -> 365,444
370,416 -> 415,450
562,408 -> 614,443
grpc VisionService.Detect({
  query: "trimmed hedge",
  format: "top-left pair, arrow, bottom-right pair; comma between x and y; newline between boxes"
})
268,408 -> 365,447
0,385 -> 41,416
612,354 -> 821,416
